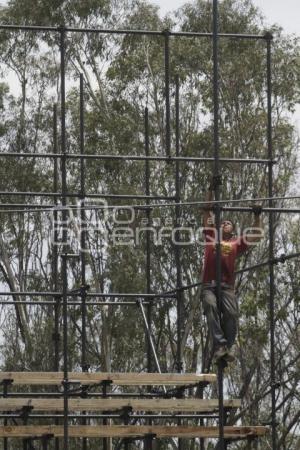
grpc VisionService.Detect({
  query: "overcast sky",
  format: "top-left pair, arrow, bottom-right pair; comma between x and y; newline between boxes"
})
151,0 -> 299,128
151,0 -> 299,35
0,0 -> 298,120
0,0 -> 298,35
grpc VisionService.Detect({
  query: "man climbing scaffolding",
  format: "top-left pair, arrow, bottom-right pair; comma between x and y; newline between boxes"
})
202,181 -> 263,362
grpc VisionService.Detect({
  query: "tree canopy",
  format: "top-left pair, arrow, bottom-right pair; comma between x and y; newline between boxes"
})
0,0 -> 299,448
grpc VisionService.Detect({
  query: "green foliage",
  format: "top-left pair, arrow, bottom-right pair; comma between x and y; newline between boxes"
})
0,0 -> 299,448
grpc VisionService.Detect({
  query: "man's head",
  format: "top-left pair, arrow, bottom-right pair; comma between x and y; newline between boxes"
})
221,219 -> 234,238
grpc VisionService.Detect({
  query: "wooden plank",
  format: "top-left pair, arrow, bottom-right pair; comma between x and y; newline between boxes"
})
0,372 -> 216,386
0,398 -> 241,412
0,425 -> 269,439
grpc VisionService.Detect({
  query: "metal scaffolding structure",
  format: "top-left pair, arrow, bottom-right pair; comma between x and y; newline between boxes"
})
0,0 -> 298,448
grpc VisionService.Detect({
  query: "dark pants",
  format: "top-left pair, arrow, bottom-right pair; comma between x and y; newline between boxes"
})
202,285 -> 238,349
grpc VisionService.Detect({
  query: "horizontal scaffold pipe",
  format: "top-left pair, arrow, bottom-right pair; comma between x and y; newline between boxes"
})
235,251 -> 300,274
0,301 -> 150,306
0,193 -> 299,205
0,152 -> 274,164
0,413 -> 220,419
0,24 -> 267,40
0,194 -> 299,213
0,292 -> 176,298
223,206 -> 300,213
1,206 -> 299,214
160,251 -> 300,296
2,244 -> 297,305
2,392 -> 200,398
0,192 -> 175,200
1,253 -> 298,305
0,204 -> 51,209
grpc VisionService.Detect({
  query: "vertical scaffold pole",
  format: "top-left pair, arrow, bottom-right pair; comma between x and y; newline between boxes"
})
175,75 -> 183,450
53,104 -> 59,371
53,104 -> 60,450
164,29 -> 171,158
59,25 -> 69,450
145,107 -> 153,374
212,1 -> 225,449
175,75 -> 183,375
79,74 -> 89,450
80,74 -> 87,373
266,32 -> 277,450
144,104 -> 153,450
3,381 -> 8,450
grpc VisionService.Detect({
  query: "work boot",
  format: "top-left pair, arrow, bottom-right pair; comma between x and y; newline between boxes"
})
224,347 -> 235,363
214,345 -> 228,361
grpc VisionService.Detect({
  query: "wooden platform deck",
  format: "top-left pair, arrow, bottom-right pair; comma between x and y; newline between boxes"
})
0,371 -> 268,442
0,425 -> 269,439
0,372 -> 216,386
0,398 -> 241,412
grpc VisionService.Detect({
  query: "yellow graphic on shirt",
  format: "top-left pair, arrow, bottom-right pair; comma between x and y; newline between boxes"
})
213,241 -> 233,255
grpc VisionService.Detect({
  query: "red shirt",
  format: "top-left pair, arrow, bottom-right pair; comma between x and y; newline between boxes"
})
202,228 -> 248,286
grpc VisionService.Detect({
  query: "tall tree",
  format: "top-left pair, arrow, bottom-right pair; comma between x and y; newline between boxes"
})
0,0 -> 299,448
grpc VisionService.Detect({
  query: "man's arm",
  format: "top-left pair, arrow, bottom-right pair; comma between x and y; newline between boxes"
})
246,205 -> 263,243
203,186 -> 215,229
